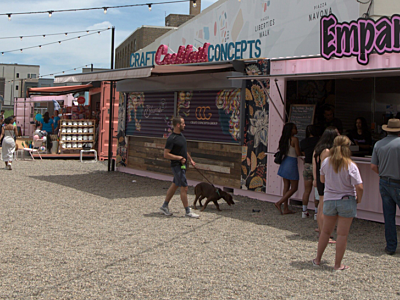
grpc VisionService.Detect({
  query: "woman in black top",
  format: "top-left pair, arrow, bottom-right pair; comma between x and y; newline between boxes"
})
347,117 -> 372,153
312,126 -> 339,236
300,125 -> 319,219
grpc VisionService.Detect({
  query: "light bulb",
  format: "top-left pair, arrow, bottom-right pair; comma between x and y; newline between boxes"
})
193,0 -> 197,7
20,36 -> 23,40
148,4 -> 152,11
43,35 -> 46,38
20,49 -> 23,52
65,33 -> 68,36
7,14 -> 11,20
48,11 -> 53,17
103,7 -> 107,14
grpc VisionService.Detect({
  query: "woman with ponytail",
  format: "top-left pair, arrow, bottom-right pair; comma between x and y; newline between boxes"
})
313,135 -> 363,270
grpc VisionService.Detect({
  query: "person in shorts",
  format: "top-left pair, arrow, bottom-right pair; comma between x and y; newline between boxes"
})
159,116 -> 199,218
313,135 -> 363,271
300,125 -> 319,219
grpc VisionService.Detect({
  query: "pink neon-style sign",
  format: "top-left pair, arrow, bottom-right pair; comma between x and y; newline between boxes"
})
321,14 -> 400,65
155,43 -> 210,65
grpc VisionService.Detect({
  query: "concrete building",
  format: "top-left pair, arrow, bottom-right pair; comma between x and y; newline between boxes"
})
116,26 -> 176,69
0,63 -> 40,107
115,0 -> 202,69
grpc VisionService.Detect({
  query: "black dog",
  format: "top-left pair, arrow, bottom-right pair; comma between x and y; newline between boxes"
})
193,182 -> 234,211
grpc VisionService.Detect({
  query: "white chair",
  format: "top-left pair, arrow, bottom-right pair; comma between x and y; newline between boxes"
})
20,147 -> 42,160
80,149 -> 97,163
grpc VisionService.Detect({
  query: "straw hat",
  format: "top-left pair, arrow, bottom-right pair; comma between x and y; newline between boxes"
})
382,118 -> 400,132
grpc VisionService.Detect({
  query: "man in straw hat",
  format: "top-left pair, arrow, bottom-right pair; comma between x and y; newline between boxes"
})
371,118 -> 400,255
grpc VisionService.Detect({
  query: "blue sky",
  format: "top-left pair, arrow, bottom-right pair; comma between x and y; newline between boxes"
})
0,0 -> 216,78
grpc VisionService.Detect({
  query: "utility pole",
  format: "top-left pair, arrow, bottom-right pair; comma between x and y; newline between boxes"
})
107,26 -> 115,172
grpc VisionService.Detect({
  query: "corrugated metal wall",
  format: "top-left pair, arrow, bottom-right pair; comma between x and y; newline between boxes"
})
126,92 -> 175,138
125,89 -> 242,144
177,90 -> 241,143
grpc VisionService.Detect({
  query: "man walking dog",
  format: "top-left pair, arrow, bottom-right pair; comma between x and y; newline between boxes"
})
160,116 -> 199,218
371,118 -> 400,255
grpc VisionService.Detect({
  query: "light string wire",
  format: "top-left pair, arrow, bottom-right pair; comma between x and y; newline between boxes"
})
39,64 -> 92,77
0,28 -> 110,40
1,0 -> 192,18
1,28 -> 110,55
5,64 -> 92,82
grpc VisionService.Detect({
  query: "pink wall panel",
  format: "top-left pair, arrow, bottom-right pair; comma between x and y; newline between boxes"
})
266,77 -> 286,197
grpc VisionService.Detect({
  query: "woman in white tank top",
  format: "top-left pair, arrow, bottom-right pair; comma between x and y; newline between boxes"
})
275,123 -> 302,214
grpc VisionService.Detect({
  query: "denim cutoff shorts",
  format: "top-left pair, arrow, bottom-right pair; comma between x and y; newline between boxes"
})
323,197 -> 357,218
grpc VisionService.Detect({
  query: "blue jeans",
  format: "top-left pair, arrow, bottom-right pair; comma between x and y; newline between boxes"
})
379,178 -> 400,252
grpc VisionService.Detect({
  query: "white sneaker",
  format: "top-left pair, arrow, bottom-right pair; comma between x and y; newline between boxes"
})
7,163 -> 12,170
302,211 -> 309,219
159,206 -> 173,216
185,208 -> 199,218
314,213 -> 317,221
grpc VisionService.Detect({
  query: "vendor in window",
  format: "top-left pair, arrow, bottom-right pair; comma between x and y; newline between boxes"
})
347,117 -> 372,152
321,105 -> 343,134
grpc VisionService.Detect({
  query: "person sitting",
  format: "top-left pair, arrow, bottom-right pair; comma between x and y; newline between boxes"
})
321,106 -> 343,134
347,117 -> 372,153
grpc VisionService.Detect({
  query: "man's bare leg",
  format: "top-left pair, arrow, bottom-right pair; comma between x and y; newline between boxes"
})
165,183 -> 179,203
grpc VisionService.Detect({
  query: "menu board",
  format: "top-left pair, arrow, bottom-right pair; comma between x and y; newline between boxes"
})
289,104 -> 315,140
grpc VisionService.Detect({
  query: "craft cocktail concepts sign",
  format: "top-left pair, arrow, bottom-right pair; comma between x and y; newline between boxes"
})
321,14 -> 400,65
131,0 -> 361,67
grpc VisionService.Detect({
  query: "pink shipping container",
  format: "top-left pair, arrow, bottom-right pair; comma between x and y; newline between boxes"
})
89,81 -> 119,161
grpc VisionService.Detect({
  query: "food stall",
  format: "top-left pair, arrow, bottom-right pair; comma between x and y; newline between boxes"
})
25,83 -> 118,158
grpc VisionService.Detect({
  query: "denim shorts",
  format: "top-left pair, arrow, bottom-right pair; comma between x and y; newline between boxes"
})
171,165 -> 188,187
323,197 -> 357,218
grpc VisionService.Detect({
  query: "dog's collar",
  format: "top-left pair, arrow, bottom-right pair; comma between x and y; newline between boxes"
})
216,189 -> 220,197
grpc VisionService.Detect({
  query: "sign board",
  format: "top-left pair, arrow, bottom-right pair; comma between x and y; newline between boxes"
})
321,14 -> 400,65
289,104 -> 316,140
131,0 -> 361,67
77,96 -> 86,105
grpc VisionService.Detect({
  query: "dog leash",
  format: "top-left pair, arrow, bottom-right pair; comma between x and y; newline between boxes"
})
190,163 -> 220,196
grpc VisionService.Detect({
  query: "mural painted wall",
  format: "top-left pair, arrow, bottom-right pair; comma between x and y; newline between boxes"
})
132,0 -> 361,67
241,61 -> 270,192
116,93 -> 127,167
176,89 -> 241,143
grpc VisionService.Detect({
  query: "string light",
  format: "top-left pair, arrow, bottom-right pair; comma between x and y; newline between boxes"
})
103,7 -> 107,14
0,0 -> 192,19
1,29 -> 109,55
0,28 -> 110,40
39,64 -> 91,78
192,0 -> 197,7
148,4 -> 152,11
48,11 -> 53,17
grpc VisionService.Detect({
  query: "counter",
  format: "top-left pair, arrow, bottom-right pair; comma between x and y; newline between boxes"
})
292,156 -> 400,225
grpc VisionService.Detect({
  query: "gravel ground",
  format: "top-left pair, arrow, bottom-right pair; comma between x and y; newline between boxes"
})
0,159 -> 399,299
